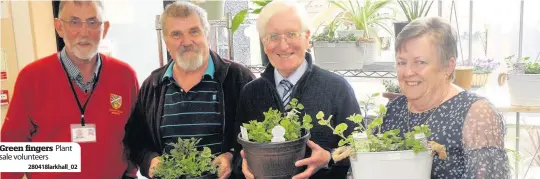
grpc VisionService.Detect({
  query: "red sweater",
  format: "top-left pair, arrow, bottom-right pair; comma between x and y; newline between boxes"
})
1,53 -> 139,179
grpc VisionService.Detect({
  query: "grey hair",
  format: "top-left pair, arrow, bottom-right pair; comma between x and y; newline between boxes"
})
160,1 -> 210,37
256,0 -> 311,37
396,17 -> 458,80
58,0 -> 106,20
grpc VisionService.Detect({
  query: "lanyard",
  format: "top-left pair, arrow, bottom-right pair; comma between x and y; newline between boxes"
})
58,54 -> 102,126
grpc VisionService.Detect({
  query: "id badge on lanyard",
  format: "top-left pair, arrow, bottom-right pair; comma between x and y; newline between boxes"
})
58,53 -> 102,143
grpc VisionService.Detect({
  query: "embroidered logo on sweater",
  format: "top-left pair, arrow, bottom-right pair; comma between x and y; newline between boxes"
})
110,94 -> 122,109
109,93 -> 123,115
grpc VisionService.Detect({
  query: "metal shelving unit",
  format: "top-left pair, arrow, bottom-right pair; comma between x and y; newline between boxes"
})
247,62 -> 397,78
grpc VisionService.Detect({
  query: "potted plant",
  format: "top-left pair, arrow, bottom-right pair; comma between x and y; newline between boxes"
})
394,0 -> 434,37
152,138 -> 218,179
329,0 -> 394,65
454,60 -> 475,90
237,99 -> 313,178
470,57 -> 500,89
317,93 -> 447,179
382,79 -> 402,100
311,17 -> 369,70
502,53 -> 540,106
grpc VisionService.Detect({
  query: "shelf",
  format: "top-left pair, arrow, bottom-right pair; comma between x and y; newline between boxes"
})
247,62 -> 397,78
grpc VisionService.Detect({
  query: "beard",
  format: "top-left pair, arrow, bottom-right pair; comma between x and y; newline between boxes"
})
64,35 -> 98,61
174,45 -> 204,72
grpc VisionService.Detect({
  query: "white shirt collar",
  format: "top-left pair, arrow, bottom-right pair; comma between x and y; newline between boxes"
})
274,59 -> 308,87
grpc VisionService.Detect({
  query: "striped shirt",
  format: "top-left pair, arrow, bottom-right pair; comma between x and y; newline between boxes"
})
160,57 -> 223,155
59,48 -> 102,92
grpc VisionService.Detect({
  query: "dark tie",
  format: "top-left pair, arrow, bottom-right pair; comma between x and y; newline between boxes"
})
280,79 -> 293,106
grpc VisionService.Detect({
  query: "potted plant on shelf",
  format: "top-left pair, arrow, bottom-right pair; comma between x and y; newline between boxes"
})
329,0 -> 394,65
237,99 -> 313,179
382,79 -> 402,100
501,53 -> 540,106
152,138 -> 217,179
470,57 -> 500,89
317,93 -> 447,179
311,16 -> 369,70
394,0 -> 434,37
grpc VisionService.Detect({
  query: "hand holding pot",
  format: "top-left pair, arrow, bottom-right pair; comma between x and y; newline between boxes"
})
213,152 -> 233,179
292,140 -> 331,179
240,150 -> 255,179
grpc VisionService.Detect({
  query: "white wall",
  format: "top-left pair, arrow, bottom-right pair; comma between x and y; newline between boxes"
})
102,0 -> 165,84
10,1 -> 35,70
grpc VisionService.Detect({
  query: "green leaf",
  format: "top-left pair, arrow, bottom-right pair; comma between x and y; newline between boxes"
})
318,119 -> 327,126
378,104 -> 387,115
302,115 -> 313,130
252,0 -> 271,7
316,111 -> 325,119
368,117 -> 383,129
231,9 -> 248,34
334,123 -> 348,135
297,104 -> 304,110
346,113 -> 363,124
252,8 -> 263,14
338,139 -> 347,146
371,92 -> 380,97
290,98 -> 298,106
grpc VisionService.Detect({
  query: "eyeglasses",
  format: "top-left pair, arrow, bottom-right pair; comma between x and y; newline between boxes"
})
263,32 -> 304,45
58,18 -> 103,29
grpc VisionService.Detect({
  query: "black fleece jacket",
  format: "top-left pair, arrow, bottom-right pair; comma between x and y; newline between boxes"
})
232,53 -> 361,179
123,50 -> 255,178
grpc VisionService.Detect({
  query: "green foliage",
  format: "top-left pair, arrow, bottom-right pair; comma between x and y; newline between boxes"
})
242,98 -> 314,143
231,9 -> 248,34
330,0 -> 394,39
397,0 -> 434,22
505,54 -> 540,74
524,56 -> 540,74
231,0 -> 271,34
317,93 -> 431,153
153,138 -> 217,179
312,14 -> 356,42
383,80 -> 401,93
312,28 -> 357,42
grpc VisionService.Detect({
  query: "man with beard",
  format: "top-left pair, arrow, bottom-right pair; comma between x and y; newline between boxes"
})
122,2 -> 255,179
1,1 -> 139,179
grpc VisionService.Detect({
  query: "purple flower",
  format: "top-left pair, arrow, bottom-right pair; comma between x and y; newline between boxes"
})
460,57 -> 500,73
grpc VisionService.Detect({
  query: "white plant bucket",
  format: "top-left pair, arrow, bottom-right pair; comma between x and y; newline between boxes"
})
312,41 -> 364,70
361,42 -> 378,65
507,74 -> 540,106
350,150 -> 432,179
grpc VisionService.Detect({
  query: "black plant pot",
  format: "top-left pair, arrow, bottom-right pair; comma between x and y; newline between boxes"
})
237,131 -> 311,179
155,173 -> 217,179
393,21 -> 410,38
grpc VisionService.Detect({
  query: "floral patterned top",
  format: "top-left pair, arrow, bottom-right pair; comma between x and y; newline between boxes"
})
381,91 -> 511,179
